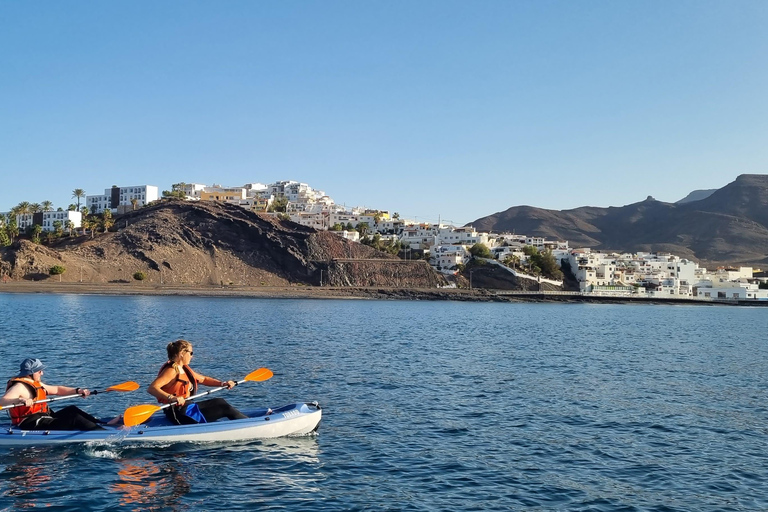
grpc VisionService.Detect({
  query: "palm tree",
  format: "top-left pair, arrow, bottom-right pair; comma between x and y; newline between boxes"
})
72,189 -> 86,210
64,219 -> 74,237
30,224 -> 42,244
102,209 -> 114,232
41,200 -> 54,212
130,198 -> 138,211
79,207 -> 89,236
29,203 -> 42,213
6,219 -> 19,244
15,202 -> 30,215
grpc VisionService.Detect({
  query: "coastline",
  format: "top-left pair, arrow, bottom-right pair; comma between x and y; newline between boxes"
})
1,281 -> 763,306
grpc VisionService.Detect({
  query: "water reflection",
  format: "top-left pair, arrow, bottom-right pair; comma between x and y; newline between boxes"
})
0,448 -> 61,509
113,454 -> 191,511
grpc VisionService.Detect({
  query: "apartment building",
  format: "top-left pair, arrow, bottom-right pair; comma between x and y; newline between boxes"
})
3,211 -> 82,232
86,185 -> 159,214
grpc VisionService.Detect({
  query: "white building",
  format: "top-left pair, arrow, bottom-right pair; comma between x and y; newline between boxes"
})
697,282 -> 768,300
86,185 -> 159,214
432,245 -> 471,273
172,183 -> 207,200
2,211 -> 82,233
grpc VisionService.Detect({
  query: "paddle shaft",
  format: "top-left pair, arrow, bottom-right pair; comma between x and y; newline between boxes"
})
1,387 -> 126,411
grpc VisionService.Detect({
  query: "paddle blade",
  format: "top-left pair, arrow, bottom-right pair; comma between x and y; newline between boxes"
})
123,404 -> 162,427
244,368 -> 273,382
106,381 -> 140,392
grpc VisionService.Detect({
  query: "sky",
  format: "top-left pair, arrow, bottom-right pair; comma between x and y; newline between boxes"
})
1,1 -> 766,225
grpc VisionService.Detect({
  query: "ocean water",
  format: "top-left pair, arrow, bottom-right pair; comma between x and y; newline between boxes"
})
0,294 -> 767,511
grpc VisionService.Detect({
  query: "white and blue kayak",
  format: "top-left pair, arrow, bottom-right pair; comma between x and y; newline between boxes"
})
0,402 -> 321,446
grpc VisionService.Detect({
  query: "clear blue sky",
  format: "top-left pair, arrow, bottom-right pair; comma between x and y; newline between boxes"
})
1,1 -> 766,225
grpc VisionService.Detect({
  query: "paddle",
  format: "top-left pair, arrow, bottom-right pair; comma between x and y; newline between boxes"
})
123,367 -> 273,427
0,381 -> 140,411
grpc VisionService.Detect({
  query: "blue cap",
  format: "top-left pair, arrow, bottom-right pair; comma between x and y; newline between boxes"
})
17,358 -> 45,377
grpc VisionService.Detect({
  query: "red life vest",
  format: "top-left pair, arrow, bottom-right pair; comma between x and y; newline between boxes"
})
157,362 -> 198,403
6,377 -> 49,426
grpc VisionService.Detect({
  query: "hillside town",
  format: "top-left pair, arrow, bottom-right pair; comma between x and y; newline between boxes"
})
2,181 -> 767,301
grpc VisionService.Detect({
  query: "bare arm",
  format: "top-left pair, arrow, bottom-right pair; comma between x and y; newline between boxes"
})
43,384 -> 91,397
0,383 -> 33,407
148,367 -> 178,402
192,369 -> 235,389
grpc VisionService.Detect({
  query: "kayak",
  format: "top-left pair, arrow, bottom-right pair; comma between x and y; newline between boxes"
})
0,402 -> 321,446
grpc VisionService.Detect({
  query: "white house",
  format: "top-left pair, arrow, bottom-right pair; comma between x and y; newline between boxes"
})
697,282 -> 768,300
432,245 -> 471,273
172,183 -> 207,199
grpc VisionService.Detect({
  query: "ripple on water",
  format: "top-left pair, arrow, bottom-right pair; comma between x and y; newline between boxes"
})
1,298 -> 768,510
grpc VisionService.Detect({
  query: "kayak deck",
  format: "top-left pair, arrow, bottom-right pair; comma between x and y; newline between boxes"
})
0,402 -> 321,446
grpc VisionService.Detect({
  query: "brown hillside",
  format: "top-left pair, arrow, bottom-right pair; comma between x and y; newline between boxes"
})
0,200 -> 448,288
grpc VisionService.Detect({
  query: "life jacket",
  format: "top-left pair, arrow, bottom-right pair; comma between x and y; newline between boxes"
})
6,377 -> 49,426
157,362 -> 198,403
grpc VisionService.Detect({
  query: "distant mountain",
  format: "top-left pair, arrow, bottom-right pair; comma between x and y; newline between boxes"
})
676,189 -> 716,204
468,174 -> 768,267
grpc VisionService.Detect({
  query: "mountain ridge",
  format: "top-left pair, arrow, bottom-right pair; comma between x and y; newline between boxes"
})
468,174 -> 768,267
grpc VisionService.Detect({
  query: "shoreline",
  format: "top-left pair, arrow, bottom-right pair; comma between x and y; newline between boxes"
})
1,281 -> 764,306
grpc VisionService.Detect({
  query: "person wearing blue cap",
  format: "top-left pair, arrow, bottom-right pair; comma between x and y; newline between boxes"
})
0,358 -> 105,430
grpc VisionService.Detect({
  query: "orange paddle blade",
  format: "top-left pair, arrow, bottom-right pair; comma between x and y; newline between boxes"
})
244,368 -> 273,382
123,404 -> 162,427
106,381 -> 140,392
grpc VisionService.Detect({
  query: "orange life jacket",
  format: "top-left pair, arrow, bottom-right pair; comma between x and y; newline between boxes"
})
6,377 -> 49,426
157,362 -> 198,404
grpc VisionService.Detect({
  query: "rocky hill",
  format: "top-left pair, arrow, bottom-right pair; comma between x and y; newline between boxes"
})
469,174 -> 768,267
0,200 -> 448,288
676,189 -> 716,204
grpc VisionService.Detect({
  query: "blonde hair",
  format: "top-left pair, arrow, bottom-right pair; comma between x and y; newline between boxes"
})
167,339 -> 192,362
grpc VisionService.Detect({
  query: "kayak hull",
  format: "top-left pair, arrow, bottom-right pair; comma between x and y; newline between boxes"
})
0,402 -> 321,446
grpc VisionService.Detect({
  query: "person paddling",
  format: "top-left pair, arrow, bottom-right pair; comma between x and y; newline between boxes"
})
147,339 -> 248,424
0,358 -> 106,431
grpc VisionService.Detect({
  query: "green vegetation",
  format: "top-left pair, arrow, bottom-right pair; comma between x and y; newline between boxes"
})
29,225 -> 42,244
360,233 -> 403,255
162,190 -> 185,199
49,265 -> 65,282
469,243 -> 492,259
522,247 -> 564,280
133,271 -> 147,281
268,196 -> 289,213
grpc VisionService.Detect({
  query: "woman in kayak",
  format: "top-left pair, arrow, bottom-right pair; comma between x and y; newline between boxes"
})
147,339 -> 248,424
1,358 -> 105,430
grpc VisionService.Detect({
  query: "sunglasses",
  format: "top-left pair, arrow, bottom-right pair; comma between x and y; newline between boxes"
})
185,350 -> 194,355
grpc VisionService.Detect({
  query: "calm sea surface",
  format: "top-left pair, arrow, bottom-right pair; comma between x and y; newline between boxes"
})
0,294 -> 767,511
